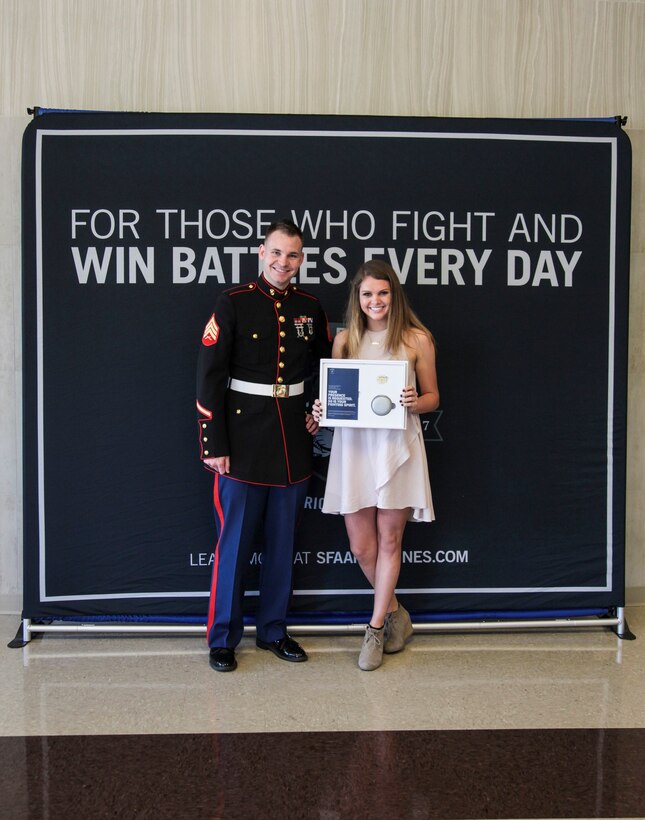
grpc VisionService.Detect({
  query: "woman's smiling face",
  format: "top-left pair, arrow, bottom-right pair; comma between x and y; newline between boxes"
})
359,276 -> 392,327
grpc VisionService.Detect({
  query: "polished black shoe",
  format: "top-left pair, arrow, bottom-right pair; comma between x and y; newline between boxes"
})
209,647 -> 237,672
256,634 -> 308,662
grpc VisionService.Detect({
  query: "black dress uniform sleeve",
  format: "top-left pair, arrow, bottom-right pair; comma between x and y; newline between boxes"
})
196,292 -> 235,461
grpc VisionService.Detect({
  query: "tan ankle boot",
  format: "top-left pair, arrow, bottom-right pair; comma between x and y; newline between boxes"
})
358,624 -> 384,670
384,604 -> 413,653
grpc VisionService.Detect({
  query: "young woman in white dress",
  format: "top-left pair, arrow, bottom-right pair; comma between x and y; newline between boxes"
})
313,260 -> 440,670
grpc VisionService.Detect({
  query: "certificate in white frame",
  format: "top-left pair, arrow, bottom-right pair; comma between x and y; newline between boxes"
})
319,359 -> 409,429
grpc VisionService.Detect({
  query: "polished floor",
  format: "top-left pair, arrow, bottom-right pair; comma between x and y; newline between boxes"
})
1,608 -> 644,819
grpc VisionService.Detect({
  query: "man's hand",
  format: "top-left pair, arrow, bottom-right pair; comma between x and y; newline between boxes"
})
204,456 -> 230,474
305,412 -> 319,436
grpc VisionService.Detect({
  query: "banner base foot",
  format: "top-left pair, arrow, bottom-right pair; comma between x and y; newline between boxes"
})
7,620 -> 30,648
611,607 -> 636,640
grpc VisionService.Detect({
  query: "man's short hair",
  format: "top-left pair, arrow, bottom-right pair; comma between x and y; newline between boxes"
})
265,219 -> 303,243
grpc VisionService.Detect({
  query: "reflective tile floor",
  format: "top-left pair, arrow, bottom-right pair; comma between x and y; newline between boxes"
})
0,608 -> 644,819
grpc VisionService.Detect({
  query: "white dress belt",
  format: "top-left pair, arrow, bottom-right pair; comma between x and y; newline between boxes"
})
229,378 -> 305,398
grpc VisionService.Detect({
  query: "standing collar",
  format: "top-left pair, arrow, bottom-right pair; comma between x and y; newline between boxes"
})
257,273 -> 293,300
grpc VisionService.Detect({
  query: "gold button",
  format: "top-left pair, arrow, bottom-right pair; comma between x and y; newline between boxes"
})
279,361 -> 284,368
278,316 -> 285,323
280,331 -> 286,338
204,450 -> 209,456
203,437 -> 208,442
280,346 -> 285,353
304,336 -> 309,341
236,409 -> 242,414
252,333 -> 258,339
277,376 -> 284,383
202,423 -> 207,429
276,302 -> 282,308
248,284 -> 253,289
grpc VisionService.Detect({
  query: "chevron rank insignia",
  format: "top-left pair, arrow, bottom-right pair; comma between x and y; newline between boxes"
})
202,314 -> 220,346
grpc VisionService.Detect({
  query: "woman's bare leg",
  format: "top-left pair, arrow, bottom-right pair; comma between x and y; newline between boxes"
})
370,508 -> 409,627
344,507 -> 409,627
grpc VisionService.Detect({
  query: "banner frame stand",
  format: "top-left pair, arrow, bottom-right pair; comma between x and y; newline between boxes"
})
12,607 -> 633,647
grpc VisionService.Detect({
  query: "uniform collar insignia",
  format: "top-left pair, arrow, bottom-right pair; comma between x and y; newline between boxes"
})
258,274 -> 291,300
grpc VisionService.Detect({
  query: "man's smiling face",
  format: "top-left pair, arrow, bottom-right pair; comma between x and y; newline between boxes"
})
258,230 -> 304,290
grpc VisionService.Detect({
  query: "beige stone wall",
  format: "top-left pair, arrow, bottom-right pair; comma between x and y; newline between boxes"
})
1,0 -> 643,609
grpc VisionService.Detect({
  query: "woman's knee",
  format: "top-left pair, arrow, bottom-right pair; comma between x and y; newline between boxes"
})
376,510 -> 408,556
377,533 -> 403,558
350,539 -> 377,563
376,522 -> 406,556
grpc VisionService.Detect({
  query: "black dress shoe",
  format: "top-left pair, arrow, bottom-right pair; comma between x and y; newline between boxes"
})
256,634 -> 308,662
209,647 -> 237,672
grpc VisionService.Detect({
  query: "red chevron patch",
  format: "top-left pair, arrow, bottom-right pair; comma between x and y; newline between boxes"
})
202,314 -> 220,346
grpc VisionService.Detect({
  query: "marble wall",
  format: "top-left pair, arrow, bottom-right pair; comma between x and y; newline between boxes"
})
1,0 -> 643,610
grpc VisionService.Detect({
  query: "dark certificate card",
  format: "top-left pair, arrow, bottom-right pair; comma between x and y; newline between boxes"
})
325,367 -> 360,420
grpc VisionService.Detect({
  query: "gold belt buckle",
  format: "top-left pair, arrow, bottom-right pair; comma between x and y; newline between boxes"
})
273,384 -> 288,398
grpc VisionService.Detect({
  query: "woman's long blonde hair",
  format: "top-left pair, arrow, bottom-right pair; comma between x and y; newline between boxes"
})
339,260 -> 435,359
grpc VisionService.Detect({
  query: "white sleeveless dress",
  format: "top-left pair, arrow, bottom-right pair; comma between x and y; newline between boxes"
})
322,329 -> 435,522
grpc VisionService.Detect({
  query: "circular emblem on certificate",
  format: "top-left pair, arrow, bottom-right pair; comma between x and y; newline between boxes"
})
371,395 -> 396,416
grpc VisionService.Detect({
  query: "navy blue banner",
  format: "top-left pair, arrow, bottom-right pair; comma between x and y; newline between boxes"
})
21,112 -> 631,619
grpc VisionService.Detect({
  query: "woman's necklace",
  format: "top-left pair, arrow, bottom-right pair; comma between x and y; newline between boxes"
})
367,329 -> 386,346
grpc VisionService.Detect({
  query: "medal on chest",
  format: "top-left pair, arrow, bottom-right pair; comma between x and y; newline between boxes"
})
293,316 -> 314,338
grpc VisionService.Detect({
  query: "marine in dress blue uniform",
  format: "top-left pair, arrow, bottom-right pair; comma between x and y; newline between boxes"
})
196,222 -> 331,671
